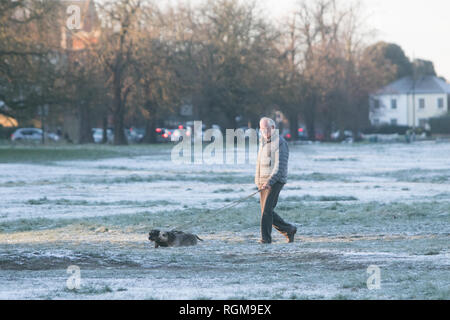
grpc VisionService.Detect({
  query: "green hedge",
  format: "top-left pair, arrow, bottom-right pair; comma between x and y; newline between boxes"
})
363,125 -> 410,135
429,115 -> 450,134
363,124 -> 431,135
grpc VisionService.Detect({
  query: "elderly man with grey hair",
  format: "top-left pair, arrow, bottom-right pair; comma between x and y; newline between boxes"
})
255,117 -> 297,244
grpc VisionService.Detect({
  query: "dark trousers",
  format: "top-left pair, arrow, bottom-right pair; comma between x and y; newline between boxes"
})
260,182 -> 294,243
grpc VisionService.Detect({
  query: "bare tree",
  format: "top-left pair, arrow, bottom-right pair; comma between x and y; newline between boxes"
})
0,0 -> 63,125
276,0 -> 380,139
94,0 -> 144,145
184,0 -> 279,129
131,3 -> 189,143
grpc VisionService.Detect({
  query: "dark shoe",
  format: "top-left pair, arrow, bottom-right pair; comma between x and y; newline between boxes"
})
287,226 -> 297,243
258,240 -> 271,244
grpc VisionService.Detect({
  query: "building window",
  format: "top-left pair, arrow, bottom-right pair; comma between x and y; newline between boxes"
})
390,119 -> 398,125
391,99 -> 397,109
438,98 -> 444,109
374,99 -> 380,109
419,98 -> 425,109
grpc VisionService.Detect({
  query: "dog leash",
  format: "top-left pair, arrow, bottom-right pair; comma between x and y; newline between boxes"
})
214,189 -> 263,213
172,189 -> 263,230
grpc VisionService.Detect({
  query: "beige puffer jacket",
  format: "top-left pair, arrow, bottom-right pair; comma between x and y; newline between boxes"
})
255,132 -> 289,187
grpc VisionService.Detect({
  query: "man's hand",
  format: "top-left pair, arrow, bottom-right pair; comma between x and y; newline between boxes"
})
261,182 -> 271,191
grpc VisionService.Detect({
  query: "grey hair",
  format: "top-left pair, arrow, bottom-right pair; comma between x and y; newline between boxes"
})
260,117 -> 276,128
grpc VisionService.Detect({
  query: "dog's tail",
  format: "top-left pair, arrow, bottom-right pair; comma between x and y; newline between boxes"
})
196,235 -> 204,242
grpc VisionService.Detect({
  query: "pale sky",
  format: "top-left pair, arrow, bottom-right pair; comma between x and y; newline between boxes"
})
261,0 -> 450,80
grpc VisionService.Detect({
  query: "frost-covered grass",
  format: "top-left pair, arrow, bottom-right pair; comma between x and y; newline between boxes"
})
0,141 -> 449,299
0,144 -> 172,163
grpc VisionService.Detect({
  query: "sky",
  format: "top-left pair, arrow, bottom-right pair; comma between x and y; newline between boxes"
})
261,0 -> 450,80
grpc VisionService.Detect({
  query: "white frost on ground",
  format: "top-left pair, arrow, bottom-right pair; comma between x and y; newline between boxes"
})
0,141 -> 449,299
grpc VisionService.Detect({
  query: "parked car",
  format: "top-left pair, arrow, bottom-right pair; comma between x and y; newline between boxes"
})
170,127 -> 186,142
92,128 -> 114,143
47,132 -> 60,142
11,128 -> 60,142
11,128 -> 42,142
280,127 -> 309,141
166,125 -> 200,142
127,127 -> 145,143
331,130 -> 354,143
281,128 -> 293,141
185,121 -> 206,141
155,128 -> 172,143
297,127 -> 308,140
167,125 -> 190,142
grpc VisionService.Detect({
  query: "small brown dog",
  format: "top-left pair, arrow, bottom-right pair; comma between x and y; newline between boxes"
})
148,229 -> 203,248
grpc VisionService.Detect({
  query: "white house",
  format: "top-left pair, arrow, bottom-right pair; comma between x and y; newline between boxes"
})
369,76 -> 450,127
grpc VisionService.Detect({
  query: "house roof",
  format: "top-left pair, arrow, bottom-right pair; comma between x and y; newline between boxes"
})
0,114 -> 18,127
375,76 -> 450,95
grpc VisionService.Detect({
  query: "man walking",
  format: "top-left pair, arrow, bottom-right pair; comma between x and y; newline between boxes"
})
255,117 -> 297,244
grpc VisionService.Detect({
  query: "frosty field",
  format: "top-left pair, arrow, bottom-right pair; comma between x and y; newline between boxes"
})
0,141 -> 449,300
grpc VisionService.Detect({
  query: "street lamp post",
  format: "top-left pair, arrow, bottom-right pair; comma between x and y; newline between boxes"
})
411,62 -> 417,142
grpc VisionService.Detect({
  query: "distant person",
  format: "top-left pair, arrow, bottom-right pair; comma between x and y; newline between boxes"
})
64,132 -> 73,144
255,117 -> 297,244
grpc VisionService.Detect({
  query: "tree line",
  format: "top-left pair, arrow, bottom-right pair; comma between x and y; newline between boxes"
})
0,0 -> 439,144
